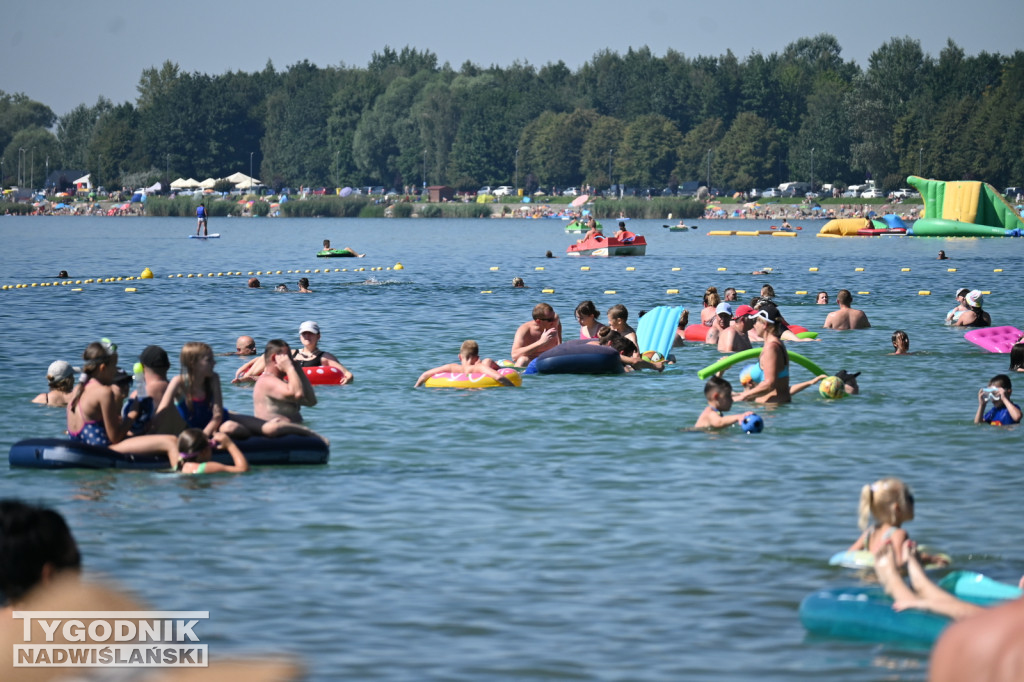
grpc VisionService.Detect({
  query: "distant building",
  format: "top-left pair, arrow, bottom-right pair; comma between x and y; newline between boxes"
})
43,170 -> 86,193
427,185 -> 455,202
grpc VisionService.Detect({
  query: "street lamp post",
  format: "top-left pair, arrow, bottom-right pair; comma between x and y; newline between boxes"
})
45,156 -> 49,193
30,149 -> 34,190
810,147 -> 815,190
19,148 -> 25,187
422,149 -> 427,189
515,148 -> 519,195
166,154 -> 170,188
608,149 -> 613,189
249,152 -> 254,193
706,149 -> 712,190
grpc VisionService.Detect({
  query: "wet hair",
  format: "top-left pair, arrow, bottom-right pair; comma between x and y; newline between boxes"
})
1010,343 -> 1024,372
178,342 -> 214,419
175,428 -> 210,471
677,309 -> 690,328
47,373 -> 74,393
596,326 -> 619,343
323,239 -> 331,249
703,289 -> 721,308
858,478 -> 913,529
69,342 -> 116,412
512,277 -> 525,288
459,340 -> 480,358
760,284 -> 775,298
837,289 -> 853,306
298,277 -> 309,288
607,303 -> 628,322
575,300 -> 599,319
263,338 -> 290,361
703,375 -> 732,399
723,287 -> 737,300
891,330 -> 909,350
532,303 -> 554,321
816,291 -> 828,302
0,500 -> 81,605
989,374 -> 1012,392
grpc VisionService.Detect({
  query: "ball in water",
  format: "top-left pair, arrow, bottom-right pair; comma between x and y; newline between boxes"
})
740,414 -> 764,433
641,350 -> 663,363
819,375 -> 845,399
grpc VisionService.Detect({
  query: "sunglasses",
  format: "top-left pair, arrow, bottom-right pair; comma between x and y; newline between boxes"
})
535,317 -> 555,322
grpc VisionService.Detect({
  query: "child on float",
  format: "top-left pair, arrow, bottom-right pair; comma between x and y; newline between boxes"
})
157,341 -> 316,441
974,374 -> 1022,425
65,340 -> 179,460
694,376 -> 754,429
167,428 -> 249,475
607,303 -> 638,349
847,477 -> 946,567
414,340 -> 512,387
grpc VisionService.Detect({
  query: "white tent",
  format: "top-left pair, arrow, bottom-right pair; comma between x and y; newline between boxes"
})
227,172 -> 261,189
170,177 -> 192,189
199,178 -> 218,189
146,181 -> 162,193
185,178 -> 200,188
73,174 -> 92,190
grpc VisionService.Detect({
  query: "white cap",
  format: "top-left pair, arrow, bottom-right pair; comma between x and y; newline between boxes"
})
715,302 -> 733,317
47,360 -> 75,380
299,320 -> 320,335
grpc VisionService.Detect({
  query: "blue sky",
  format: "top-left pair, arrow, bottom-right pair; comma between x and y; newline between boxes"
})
3,0 -> 1021,117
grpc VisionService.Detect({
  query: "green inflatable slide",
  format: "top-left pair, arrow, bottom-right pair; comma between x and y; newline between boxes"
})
908,176 -> 1024,237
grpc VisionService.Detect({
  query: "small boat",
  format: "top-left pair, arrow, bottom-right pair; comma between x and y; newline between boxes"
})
564,220 -> 599,234
566,232 -> 646,257
9,435 -> 329,470
316,248 -> 359,257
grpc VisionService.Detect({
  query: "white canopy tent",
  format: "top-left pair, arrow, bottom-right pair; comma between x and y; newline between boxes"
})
199,178 -> 218,189
227,171 -> 261,189
73,174 -> 92,190
170,177 -> 195,189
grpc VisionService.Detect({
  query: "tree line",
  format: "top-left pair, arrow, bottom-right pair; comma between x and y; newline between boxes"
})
2,36 -> 1022,195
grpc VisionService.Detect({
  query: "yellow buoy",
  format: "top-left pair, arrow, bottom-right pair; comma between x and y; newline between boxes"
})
795,291 -> 808,295
480,290 -> 493,294
542,288 -> 555,293
982,290 -> 991,295
671,267 -> 681,271
994,268 -> 1003,273
604,290 -> 616,294
858,291 -> 870,295
666,289 -> 679,294
394,262 -> 404,270
625,266 -> 635,271
140,267 -> 154,279
581,266 -> 590,271
947,268 -> 957,272
535,266 -> 545,271
717,267 -> 727,271
901,268 -> 911,272
490,266 -> 500,271
855,267 -> 864,272
125,287 -> 137,292
809,267 -> 819,272
918,290 -> 931,295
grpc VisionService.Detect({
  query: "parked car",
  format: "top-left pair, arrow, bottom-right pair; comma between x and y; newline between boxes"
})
841,188 -> 859,198
781,187 -> 800,198
860,189 -> 884,199
749,188 -> 760,199
890,188 -> 918,199
493,185 -> 514,197
1003,187 -> 1022,198
761,188 -> 781,198
477,186 -> 494,195
561,187 -> 579,196
805,191 -> 821,199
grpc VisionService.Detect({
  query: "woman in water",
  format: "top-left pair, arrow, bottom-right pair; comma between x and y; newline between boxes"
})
235,321 -> 353,385
735,309 -> 791,403
65,340 -> 178,459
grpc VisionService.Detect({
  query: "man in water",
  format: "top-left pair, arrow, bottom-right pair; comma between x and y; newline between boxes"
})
823,289 -> 871,329
253,339 -> 317,425
717,304 -> 756,353
196,202 -> 208,236
235,336 -> 257,356
511,303 -> 562,367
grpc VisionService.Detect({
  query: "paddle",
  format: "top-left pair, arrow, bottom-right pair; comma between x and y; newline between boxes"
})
662,224 -> 698,229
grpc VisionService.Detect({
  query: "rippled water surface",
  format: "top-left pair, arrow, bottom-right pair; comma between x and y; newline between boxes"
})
2,215 -> 1022,680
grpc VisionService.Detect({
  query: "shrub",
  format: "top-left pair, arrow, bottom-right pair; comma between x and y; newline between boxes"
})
390,203 -> 414,218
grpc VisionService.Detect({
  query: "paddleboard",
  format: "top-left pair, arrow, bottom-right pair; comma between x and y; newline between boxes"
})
637,305 -> 685,361
189,233 -> 221,239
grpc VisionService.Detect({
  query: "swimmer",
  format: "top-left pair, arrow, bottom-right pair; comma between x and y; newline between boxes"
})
890,330 -> 911,355
512,277 -> 526,288
816,291 -> 828,305
607,303 -> 638,349
511,303 -> 562,367
248,277 -> 261,288
694,376 -> 754,429
297,277 -> 312,293
975,374 -> 1021,425
168,428 -> 249,474
57,270 -> 69,278
574,300 -> 603,339
545,250 -> 555,258
846,477 -> 924,568
823,289 -> 871,329
414,340 -> 511,387
937,250 -> 949,260
235,336 -> 258,356
275,284 -> 289,292
945,288 -> 970,325
32,360 -> 76,407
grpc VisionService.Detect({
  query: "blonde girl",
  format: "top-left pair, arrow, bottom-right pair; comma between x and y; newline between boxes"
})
168,428 -> 248,474
848,477 -> 915,564
700,288 -> 721,326
66,340 -> 178,460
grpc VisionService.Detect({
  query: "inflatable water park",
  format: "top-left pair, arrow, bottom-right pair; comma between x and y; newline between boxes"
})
818,177 -> 1024,237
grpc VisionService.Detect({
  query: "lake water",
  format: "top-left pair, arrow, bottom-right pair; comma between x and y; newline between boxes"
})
1,215 -> 1022,681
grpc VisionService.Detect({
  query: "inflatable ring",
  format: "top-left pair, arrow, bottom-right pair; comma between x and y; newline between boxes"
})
304,366 -> 347,385
796,331 -> 818,339
424,367 -> 522,388
697,347 -> 826,380
684,323 -> 710,342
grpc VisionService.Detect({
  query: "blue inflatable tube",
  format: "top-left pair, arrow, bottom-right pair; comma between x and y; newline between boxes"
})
9,435 -> 330,470
524,341 -> 624,375
800,571 -> 1021,644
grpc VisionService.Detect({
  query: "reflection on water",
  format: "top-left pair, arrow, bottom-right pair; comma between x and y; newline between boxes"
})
2,216 -> 1023,681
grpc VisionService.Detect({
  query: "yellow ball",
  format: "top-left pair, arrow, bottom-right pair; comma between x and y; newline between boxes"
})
819,376 -> 845,399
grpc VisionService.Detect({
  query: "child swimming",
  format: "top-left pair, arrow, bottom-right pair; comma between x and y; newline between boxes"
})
169,428 -> 249,474
694,376 -> 754,429
847,477 -> 945,567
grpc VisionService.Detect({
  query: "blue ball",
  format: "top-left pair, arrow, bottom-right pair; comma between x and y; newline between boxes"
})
740,414 -> 764,433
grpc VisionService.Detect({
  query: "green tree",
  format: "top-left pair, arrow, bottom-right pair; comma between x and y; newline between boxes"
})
0,92 -> 55,163
716,112 -> 781,190
676,117 -> 724,183
617,114 -> 682,187
789,77 -> 853,187
56,97 -> 113,169
3,127 -> 60,188
580,115 -> 624,189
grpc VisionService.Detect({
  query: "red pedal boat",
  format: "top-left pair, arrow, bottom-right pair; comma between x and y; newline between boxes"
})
566,231 -> 647,257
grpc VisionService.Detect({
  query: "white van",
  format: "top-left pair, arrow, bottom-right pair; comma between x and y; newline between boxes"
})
778,182 -> 812,197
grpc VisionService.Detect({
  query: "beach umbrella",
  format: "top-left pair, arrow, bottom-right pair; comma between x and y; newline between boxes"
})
571,194 -> 590,207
